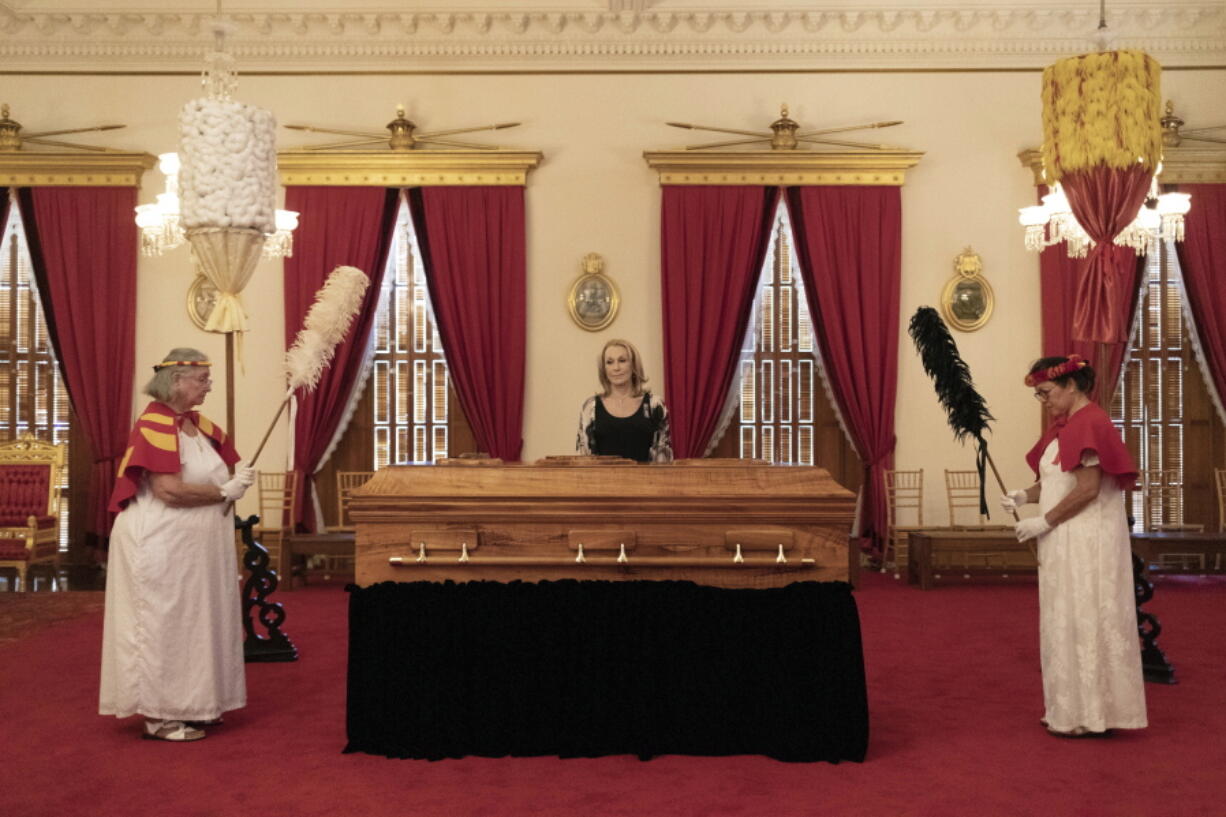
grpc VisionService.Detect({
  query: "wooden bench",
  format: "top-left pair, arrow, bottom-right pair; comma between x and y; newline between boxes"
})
285,532 -> 355,588
908,529 -> 1226,589
907,528 -> 1036,590
1130,531 -> 1226,574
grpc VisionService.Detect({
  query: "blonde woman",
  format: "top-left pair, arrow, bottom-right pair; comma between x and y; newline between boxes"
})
575,339 -> 673,463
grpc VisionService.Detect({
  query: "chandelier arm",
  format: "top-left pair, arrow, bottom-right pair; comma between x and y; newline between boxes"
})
24,137 -> 120,152
795,136 -> 899,150
793,121 -> 903,138
415,123 -> 521,139
1180,124 -> 1226,134
666,122 -> 771,139
22,125 -> 125,139
682,136 -> 774,150
284,124 -> 386,140
289,137 -> 389,151
1182,135 -> 1226,145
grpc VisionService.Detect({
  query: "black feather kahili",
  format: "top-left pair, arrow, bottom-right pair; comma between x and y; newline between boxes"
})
908,306 -> 995,516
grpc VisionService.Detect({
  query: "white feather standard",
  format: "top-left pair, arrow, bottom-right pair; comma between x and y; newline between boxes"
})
285,265 -> 370,392
250,265 -> 371,466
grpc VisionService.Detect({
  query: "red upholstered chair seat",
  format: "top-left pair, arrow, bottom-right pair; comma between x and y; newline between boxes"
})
0,538 -> 31,561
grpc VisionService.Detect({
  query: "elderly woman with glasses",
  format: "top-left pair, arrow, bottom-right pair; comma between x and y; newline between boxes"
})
1001,354 -> 1147,739
99,348 -> 255,742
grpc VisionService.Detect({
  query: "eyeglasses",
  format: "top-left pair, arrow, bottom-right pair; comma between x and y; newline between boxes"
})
1033,388 -> 1055,402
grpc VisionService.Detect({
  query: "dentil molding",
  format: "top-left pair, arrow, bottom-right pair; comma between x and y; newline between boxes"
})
0,3 -> 1223,71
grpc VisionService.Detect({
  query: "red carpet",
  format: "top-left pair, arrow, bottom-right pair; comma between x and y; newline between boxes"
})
2,573 -> 1223,817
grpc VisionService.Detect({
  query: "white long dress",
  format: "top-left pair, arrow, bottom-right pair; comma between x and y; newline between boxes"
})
99,430 -> 246,722
1035,440 -> 1147,733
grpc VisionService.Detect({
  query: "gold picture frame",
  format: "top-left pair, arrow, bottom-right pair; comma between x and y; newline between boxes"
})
940,247 -> 994,333
186,274 -> 219,331
567,252 -> 620,332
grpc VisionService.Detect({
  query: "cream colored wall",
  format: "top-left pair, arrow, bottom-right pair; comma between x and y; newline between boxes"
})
4,68 -> 1221,523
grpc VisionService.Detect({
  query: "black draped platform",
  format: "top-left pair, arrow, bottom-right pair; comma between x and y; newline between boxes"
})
345,579 -> 868,763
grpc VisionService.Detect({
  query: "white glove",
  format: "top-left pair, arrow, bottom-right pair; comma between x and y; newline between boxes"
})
1000,489 -> 1029,514
1015,515 -> 1052,542
219,464 -> 256,502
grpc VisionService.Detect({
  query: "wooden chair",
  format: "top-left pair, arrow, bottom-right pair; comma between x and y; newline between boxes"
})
335,471 -> 375,532
254,471 -> 299,582
0,434 -> 66,591
882,468 -> 924,578
294,469 -> 374,581
944,469 -> 987,528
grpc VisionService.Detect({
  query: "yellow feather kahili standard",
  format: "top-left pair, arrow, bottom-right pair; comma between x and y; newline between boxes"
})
1040,50 -> 1163,183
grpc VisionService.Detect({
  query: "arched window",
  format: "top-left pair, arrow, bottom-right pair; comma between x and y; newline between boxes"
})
710,203 -> 861,491
1111,241 -> 1200,530
313,198 -> 475,526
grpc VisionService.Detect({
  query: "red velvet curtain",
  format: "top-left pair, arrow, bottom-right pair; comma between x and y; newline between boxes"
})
1061,165 -> 1154,343
659,186 -> 779,459
16,187 -> 138,541
284,186 -> 399,531
785,186 -> 901,550
1176,184 -> 1226,421
0,189 -> 9,238
1038,185 -> 1142,408
408,187 -> 526,462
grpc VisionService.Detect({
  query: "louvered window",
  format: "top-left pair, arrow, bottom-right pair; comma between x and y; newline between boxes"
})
370,199 -> 451,467
735,205 -> 819,464
1111,241 -> 1185,530
0,204 -> 71,551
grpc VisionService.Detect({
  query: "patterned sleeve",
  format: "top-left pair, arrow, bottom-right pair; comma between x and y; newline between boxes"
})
576,395 -> 597,454
646,393 -> 674,463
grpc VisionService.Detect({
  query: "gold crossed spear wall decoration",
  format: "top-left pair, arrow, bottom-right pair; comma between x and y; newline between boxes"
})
284,105 -> 521,151
666,104 -> 903,152
0,104 -> 126,153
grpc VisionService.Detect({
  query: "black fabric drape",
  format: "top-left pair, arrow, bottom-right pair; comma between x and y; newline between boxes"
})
345,579 -> 868,763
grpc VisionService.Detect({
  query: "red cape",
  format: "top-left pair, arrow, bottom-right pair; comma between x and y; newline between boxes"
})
1024,402 -> 1137,491
107,401 -> 241,512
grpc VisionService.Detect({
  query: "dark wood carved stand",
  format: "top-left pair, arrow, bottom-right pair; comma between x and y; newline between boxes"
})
1133,552 -> 1176,684
236,514 -> 298,663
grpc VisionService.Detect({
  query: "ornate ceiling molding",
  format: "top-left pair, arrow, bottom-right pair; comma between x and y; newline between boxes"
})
644,150 -> 925,186
0,4 -> 1223,72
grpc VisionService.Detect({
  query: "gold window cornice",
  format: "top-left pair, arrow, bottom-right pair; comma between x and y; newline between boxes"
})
1018,147 -> 1226,186
0,152 -> 157,187
277,150 -> 543,187
642,150 -> 925,186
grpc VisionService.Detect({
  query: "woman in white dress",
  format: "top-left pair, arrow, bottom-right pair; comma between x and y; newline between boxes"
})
1002,354 -> 1147,738
99,348 -> 255,742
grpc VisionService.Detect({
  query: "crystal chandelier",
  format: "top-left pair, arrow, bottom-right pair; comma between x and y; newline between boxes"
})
1018,172 -> 1190,259
134,20 -> 297,259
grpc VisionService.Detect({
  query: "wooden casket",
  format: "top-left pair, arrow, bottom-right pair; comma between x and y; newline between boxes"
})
344,458 -> 868,763
351,458 -> 857,587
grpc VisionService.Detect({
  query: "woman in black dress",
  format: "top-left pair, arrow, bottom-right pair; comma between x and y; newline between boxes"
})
575,339 -> 673,463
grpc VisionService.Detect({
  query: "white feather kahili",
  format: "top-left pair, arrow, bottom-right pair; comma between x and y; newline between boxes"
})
249,266 -> 371,467
285,265 -> 370,393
